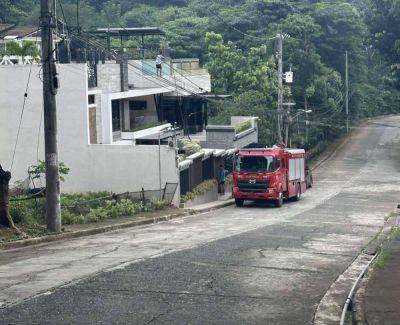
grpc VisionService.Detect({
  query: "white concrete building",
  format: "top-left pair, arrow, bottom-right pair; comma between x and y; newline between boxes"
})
0,57 -> 210,205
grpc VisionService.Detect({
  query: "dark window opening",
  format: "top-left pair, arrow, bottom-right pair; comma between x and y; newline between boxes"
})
129,100 -> 147,111
88,95 -> 95,105
112,100 -> 121,132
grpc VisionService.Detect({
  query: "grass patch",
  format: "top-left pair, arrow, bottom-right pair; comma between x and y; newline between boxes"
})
374,250 -> 390,270
235,119 -> 252,134
8,192 -> 168,227
130,122 -> 163,132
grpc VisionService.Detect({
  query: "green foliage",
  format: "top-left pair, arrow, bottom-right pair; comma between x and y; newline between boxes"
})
29,160 -> 70,182
130,122 -> 163,132
181,139 -> 201,156
205,32 -> 277,97
374,250 -> 390,270
9,191 -> 168,226
209,90 -> 275,145
9,198 -> 46,225
4,0 -> 400,148
181,179 -> 217,203
4,40 -> 40,57
235,119 -> 252,134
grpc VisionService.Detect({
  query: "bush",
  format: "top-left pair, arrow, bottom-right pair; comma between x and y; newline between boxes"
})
181,139 -> 202,156
235,119 -> 252,134
9,198 -> 46,225
9,191 -> 169,226
61,210 -> 85,225
181,179 -> 217,203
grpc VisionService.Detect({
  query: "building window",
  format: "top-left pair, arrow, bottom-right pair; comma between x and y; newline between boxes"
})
112,100 -> 121,132
129,100 -> 147,111
88,94 -> 95,105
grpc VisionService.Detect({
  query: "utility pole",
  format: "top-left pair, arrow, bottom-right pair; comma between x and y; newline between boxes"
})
76,0 -> 80,34
41,0 -> 61,232
345,51 -> 349,133
277,33 -> 283,145
284,108 -> 290,146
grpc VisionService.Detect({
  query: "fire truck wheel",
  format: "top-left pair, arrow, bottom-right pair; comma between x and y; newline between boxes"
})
275,191 -> 283,208
235,199 -> 244,207
294,183 -> 301,201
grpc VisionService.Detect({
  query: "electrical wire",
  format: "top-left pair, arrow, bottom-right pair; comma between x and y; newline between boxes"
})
10,22 -> 40,172
208,9 -> 277,42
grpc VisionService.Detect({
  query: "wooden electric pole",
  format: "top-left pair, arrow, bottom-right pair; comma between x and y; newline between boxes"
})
345,51 -> 349,133
277,33 -> 283,145
40,0 -> 61,232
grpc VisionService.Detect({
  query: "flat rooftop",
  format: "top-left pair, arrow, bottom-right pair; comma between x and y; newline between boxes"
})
91,27 -> 165,36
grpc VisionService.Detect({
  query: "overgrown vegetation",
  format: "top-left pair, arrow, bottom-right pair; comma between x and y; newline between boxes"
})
2,40 -> 40,57
9,192 -> 168,226
374,249 -> 390,270
181,179 -> 217,203
235,119 -> 252,134
130,122 -> 163,132
29,160 -> 70,183
2,0 -> 400,147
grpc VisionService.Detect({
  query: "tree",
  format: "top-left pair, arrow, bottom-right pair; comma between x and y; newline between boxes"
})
0,164 -> 26,236
367,0 -> 400,88
4,40 -> 40,57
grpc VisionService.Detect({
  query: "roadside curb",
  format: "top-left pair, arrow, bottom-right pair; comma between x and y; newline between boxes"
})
313,211 -> 399,325
310,134 -> 351,172
186,199 -> 234,214
352,213 -> 400,324
0,212 -> 189,251
0,199 -> 234,251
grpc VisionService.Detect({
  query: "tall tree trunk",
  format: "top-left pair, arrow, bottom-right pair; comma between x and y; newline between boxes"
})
0,164 -> 27,237
0,164 -> 11,227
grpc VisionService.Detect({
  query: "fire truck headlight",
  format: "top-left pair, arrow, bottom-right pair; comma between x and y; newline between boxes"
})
233,187 -> 239,193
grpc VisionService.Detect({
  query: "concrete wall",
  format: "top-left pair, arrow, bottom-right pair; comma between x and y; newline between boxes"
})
205,126 -> 236,149
205,117 -> 259,149
0,64 -> 180,204
97,62 -> 121,93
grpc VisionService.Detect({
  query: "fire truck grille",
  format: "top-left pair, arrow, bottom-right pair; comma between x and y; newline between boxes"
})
237,179 -> 268,193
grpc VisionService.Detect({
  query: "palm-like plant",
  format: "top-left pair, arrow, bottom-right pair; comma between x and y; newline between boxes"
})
4,40 -> 40,57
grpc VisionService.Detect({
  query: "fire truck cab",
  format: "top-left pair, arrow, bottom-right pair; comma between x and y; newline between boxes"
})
232,146 -> 307,207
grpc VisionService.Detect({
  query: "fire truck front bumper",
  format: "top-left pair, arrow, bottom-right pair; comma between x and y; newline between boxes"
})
232,187 -> 279,200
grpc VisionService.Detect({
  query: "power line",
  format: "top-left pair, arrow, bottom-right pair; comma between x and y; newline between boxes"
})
69,30 -> 217,101
208,9 -> 278,43
10,22 -> 40,172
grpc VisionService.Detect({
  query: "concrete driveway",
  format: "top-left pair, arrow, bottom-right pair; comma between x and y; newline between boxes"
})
1,116 -> 400,324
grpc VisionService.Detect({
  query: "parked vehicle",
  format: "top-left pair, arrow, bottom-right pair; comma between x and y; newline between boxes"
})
232,145 -> 307,207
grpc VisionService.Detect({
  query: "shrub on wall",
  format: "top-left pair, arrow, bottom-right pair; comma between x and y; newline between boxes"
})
181,179 -> 217,203
235,119 -> 252,134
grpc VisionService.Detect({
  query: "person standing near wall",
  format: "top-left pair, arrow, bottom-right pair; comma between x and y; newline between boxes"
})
218,164 -> 228,195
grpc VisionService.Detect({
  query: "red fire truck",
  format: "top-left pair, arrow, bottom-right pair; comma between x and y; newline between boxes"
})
232,145 -> 307,207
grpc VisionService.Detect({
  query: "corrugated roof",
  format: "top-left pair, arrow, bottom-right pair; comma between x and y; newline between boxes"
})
0,24 -> 14,33
0,25 -> 39,39
92,27 -> 165,36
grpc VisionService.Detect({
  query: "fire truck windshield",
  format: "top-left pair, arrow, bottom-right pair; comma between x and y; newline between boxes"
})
235,155 -> 277,173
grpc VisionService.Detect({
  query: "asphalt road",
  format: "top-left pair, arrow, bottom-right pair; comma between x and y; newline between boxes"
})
1,116 -> 400,325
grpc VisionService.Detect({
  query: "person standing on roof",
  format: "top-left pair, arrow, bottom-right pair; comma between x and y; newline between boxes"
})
155,52 -> 164,77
